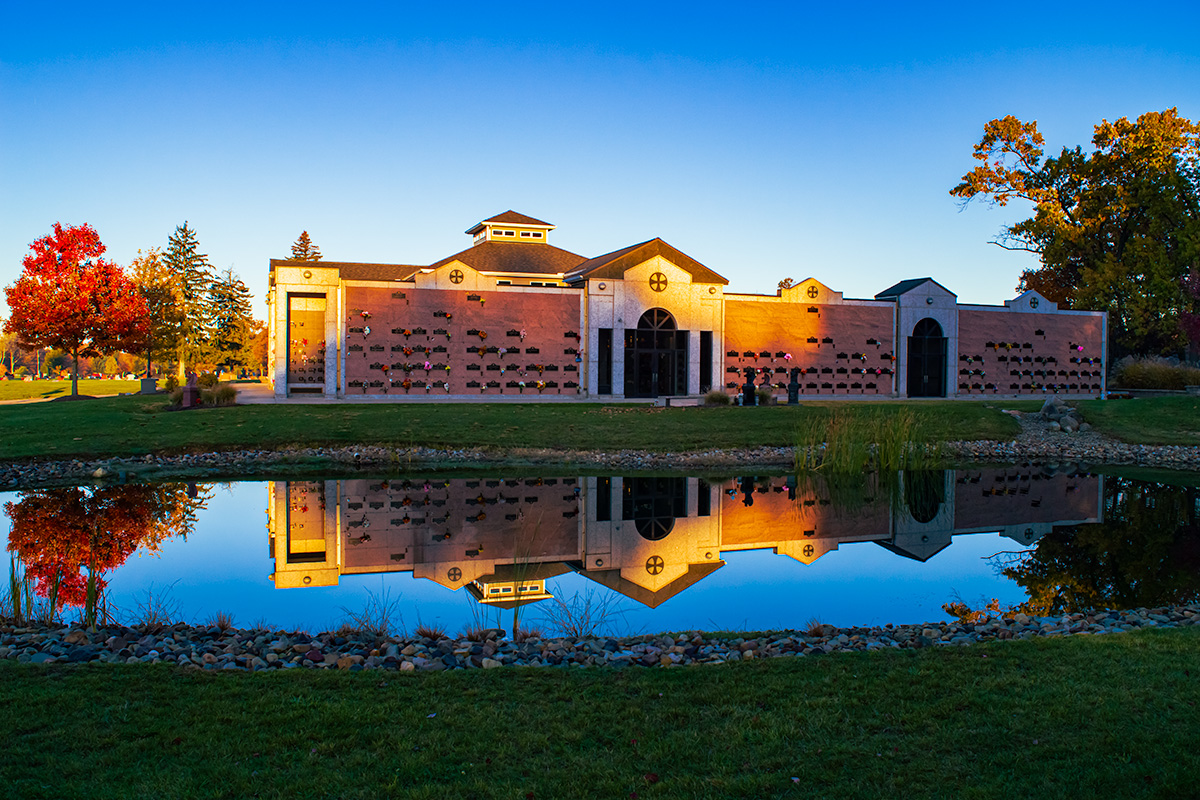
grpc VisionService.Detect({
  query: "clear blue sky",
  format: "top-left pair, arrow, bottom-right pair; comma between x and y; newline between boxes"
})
3,1 -> 1198,320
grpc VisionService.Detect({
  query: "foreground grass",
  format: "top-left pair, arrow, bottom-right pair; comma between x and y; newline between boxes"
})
1077,395 -> 1200,445
0,395 -> 1024,461
0,379 -> 145,402
0,628 -> 1196,799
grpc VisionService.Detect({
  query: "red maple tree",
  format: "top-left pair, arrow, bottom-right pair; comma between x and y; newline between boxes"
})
5,485 -> 204,608
3,223 -> 150,396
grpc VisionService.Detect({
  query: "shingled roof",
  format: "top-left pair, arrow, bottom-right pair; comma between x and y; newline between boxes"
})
465,210 -> 554,234
564,238 -> 729,285
269,259 -> 422,282
875,278 -> 956,299
429,240 -> 587,276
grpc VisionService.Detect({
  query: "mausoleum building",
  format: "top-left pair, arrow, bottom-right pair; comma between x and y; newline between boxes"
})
266,211 -> 1108,400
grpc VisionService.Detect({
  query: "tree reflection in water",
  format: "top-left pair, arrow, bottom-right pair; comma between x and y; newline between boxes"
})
993,476 -> 1200,615
4,484 -> 210,608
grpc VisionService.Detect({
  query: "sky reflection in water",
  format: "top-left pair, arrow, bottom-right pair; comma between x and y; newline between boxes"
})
1,466 -> 1151,634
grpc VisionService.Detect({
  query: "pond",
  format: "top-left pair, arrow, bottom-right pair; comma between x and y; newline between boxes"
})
3,467 -> 1198,636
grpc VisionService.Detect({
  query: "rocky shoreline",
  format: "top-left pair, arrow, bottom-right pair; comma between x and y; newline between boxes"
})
0,410 -> 1197,489
5,604 -> 1197,671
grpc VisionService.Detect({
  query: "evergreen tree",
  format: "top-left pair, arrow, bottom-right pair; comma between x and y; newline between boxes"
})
129,247 -> 183,378
209,266 -> 257,371
291,231 -> 322,261
161,222 -> 214,380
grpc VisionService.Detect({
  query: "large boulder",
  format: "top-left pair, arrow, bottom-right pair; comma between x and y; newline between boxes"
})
1040,396 -> 1074,423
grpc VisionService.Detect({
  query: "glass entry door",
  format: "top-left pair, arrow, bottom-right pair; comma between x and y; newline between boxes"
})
624,308 -> 688,397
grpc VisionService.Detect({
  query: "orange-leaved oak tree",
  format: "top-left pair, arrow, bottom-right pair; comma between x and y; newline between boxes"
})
3,223 -> 150,396
951,109 -> 1200,356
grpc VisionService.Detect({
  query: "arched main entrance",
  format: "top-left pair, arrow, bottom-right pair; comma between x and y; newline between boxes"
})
903,470 -> 946,524
622,476 -> 687,540
625,308 -> 688,397
907,317 -> 947,398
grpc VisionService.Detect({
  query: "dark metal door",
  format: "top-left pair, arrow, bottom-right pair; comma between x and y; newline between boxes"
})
907,318 -> 946,398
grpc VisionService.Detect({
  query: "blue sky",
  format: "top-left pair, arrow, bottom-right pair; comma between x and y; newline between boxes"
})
2,2 -> 1198,320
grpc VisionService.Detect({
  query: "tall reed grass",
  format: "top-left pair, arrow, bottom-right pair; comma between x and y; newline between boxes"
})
536,587 -> 631,639
128,582 -> 182,630
794,407 -> 941,472
338,586 -> 405,639
2,556 -> 61,626
3,556 -> 35,625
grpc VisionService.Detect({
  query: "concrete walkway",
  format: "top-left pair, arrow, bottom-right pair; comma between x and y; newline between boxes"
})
234,382 -> 659,405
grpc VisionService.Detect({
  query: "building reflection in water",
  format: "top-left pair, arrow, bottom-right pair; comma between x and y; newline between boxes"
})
267,468 -> 1104,610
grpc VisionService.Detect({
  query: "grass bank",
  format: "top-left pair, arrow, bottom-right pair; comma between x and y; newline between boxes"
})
1076,395 -> 1200,445
0,379 -> 145,402
0,395 -> 1025,461
2,392 -> 1196,463
0,628 -> 1196,799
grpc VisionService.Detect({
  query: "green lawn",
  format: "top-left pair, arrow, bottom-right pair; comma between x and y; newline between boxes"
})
1077,395 -> 1200,445
0,394 -> 1024,461
0,379 -> 147,402
0,628 -> 1196,799
1,392 -> 1195,462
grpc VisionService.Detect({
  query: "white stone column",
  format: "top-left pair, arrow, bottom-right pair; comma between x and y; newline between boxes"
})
688,330 -> 701,394
273,290 -> 289,397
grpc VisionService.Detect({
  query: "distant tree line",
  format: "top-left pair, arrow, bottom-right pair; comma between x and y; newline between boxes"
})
3,221 -> 276,393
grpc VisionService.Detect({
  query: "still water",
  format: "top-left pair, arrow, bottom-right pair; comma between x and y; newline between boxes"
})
3,468 -> 1198,635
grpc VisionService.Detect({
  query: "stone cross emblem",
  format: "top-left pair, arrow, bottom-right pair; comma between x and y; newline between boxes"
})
1029,297 -> 1039,309
807,285 -> 819,298
645,555 -> 664,575
449,269 -> 465,285
649,272 -> 668,292
447,567 -> 462,582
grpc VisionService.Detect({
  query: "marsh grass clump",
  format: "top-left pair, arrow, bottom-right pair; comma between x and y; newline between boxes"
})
414,622 -> 447,641
2,556 -> 37,625
205,385 -> 238,406
461,625 -> 490,642
1111,355 -> 1200,390
169,383 -> 238,408
512,624 -> 543,642
703,390 -> 731,406
537,588 -> 630,639
207,610 -> 236,632
339,587 -> 405,639
81,564 -> 115,631
795,407 -> 941,473
128,582 -> 182,630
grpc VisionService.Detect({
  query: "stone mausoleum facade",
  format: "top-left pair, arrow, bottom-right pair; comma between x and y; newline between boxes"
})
267,211 -> 1108,401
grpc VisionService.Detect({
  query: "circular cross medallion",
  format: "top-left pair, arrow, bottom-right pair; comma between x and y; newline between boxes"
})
645,555 -> 664,575
649,272 -> 668,293
449,269 -> 465,285
1029,297 -> 1039,309
807,285 -> 819,298
803,544 -> 814,557
448,567 -> 462,582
